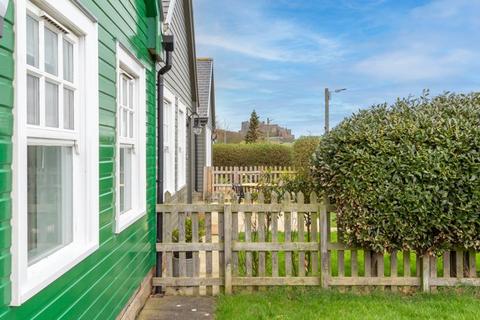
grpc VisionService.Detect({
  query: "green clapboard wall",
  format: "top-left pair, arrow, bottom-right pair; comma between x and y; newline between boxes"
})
0,0 -> 159,319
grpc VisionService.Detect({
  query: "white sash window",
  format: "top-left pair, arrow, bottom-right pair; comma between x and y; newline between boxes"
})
12,0 -> 99,305
115,43 -> 146,233
177,104 -> 187,190
162,89 -> 176,195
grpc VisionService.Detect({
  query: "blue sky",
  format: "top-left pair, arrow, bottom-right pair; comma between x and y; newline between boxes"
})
193,0 -> 480,137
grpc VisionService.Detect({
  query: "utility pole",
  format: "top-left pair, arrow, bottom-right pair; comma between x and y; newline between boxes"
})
324,88 -> 330,134
324,87 -> 346,134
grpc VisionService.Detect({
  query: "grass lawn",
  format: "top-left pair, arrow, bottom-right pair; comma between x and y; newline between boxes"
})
216,287 -> 480,320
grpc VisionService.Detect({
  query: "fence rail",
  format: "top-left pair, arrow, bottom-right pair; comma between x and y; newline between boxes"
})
203,166 -> 296,199
156,192 -> 480,295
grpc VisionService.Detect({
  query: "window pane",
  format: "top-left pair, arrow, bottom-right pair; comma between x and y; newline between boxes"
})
26,16 -> 39,67
129,81 -> 134,109
163,100 -> 170,142
63,40 -> 73,82
122,109 -> 128,137
129,111 -> 134,138
28,146 -> 73,265
63,88 -> 74,130
119,147 -> 132,213
122,77 -> 128,106
44,28 -> 58,75
45,82 -> 59,127
119,148 -> 124,212
27,75 -> 40,125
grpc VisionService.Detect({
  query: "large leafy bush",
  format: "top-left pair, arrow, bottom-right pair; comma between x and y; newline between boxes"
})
213,143 -> 293,167
312,93 -> 480,255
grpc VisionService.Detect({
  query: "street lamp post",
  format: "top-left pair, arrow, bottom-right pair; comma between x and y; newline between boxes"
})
324,87 -> 347,134
324,88 -> 330,134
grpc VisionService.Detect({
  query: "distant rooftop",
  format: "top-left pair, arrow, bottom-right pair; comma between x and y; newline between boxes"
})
196,58 -> 214,118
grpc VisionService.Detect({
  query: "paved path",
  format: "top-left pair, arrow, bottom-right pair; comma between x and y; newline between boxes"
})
136,296 -> 215,320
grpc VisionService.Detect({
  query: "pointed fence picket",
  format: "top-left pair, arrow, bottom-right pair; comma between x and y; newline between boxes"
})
155,192 -> 480,295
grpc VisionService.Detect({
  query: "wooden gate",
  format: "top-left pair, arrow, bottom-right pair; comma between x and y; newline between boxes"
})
155,192 -> 320,294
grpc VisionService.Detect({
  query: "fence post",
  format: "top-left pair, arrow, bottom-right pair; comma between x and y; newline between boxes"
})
320,197 -> 329,288
422,254 -> 431,293
224,204 -> 233,294
233,166 -> 239,185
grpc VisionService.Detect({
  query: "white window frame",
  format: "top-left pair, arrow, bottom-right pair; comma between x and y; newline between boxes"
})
115,43 -> 146,234
163,87 -> 176,195
176,102 -> 187,190
12,0 -> 99,306
205,127 -> 212,167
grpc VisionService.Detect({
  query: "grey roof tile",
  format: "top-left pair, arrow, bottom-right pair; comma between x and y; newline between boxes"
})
196,58 -> 213,118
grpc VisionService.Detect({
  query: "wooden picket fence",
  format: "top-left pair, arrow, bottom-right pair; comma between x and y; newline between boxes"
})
154,192 -> 480,295
203,166 -> 296,199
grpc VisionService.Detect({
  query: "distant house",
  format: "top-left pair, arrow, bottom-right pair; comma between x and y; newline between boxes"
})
161,0 -> 198,202
195,58 -> 216,193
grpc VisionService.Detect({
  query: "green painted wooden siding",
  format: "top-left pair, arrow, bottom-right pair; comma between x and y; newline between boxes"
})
0,0 -> 159,319
0,3 -> 15,315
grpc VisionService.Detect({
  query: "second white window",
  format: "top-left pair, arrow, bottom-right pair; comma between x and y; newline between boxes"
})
115,44 -> 146,233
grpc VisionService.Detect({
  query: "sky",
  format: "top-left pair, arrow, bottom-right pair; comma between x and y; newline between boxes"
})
193,0 -> 480,137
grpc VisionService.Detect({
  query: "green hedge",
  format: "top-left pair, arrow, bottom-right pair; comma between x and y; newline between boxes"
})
293,136 -> 321,176
273,136 -> 322,195
312,93 -> 480,255
213,143 -> 293,167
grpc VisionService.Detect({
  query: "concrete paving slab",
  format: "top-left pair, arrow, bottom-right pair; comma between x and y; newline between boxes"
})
137,296 -> 215,320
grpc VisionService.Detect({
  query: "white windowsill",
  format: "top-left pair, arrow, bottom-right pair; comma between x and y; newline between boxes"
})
115,208 -> 147,234
13,242 -> 99,306
177,183 -> 187,192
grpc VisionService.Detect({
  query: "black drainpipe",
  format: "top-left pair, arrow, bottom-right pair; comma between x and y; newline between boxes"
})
194,134 -> 199,191
156,35 -> 174,294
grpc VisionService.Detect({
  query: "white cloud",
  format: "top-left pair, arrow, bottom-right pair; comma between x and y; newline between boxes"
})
338,0 -> 387,10
216,78 -> 251,91
353,0 -> 480,82
255,72 -> 282,81
196,31 -> 341,64
195,1 -> 343,64
411,0 -> 480,20
355,49 -> 475,81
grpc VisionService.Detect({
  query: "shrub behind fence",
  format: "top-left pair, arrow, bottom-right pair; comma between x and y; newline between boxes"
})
213,143 -> 293,167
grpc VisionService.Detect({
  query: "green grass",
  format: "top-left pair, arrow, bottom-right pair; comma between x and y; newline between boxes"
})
216,287 -> 480,320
